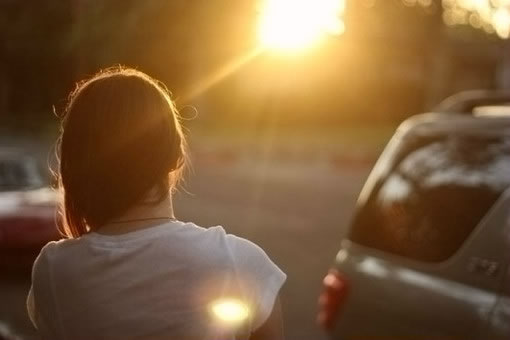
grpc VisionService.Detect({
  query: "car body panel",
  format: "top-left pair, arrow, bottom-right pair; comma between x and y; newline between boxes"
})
485,213 -> 510,340
434,90 -> 510,114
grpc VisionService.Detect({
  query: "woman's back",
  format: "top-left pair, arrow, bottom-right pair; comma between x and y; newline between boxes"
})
30,221 -> 285,340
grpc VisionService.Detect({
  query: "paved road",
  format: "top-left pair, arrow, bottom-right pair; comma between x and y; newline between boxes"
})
0,154 -> 371,340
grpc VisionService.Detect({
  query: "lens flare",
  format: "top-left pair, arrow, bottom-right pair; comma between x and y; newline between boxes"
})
258,0 -> 345,52
210,298 -> 250,324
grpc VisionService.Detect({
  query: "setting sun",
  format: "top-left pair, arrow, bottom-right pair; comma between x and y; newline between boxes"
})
258,0 -> 346,52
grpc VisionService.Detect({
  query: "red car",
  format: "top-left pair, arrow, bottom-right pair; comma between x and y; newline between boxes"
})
0,149 -> 61,269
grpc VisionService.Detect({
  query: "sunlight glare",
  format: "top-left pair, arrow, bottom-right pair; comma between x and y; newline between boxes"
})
210,298 -> 250,324
258,0 -> 345,52
181,47 -> 262,102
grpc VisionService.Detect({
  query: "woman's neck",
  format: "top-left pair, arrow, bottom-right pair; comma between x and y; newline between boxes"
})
97,191 -> 176,235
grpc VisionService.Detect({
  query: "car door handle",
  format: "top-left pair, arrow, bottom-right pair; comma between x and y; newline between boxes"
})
467,257 -> 500,277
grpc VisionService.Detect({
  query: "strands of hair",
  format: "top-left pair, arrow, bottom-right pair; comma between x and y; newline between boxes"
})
57,66 -> 188,238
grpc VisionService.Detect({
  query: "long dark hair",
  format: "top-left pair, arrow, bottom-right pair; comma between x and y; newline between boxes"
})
57,67 -> 187,238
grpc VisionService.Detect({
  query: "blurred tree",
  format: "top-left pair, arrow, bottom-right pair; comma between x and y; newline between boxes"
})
0,1 -> 74,130
0,0 -> 506,131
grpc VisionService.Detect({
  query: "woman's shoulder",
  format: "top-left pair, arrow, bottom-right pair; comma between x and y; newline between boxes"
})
36,235 -> 88,260
177,222 -> 232,250
182,222 -> 259,251
173,222 -> 272,263
32,238 -> 75,269
31,239 -> 66,283
35,238 -> 69,260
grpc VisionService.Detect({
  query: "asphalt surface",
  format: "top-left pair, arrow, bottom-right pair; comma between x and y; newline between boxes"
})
0,152 -> 371,340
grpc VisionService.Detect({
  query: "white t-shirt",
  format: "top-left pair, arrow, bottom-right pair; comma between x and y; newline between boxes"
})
28,221 -> 286,340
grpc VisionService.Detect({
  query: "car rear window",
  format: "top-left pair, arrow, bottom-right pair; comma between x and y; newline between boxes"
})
349,130 -> 510,262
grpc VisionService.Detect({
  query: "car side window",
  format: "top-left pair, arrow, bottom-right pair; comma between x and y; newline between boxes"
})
349,133 -> 510,262
0,157 -> 43,191
0,160 -> 25,190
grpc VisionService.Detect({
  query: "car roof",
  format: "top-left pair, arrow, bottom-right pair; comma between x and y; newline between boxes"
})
0,147 -> 34,161
398,112 -> 510,139
434,89 -> 510,114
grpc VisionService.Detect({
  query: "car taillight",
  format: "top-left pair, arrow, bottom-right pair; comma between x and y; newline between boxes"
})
317,269 -> 349,330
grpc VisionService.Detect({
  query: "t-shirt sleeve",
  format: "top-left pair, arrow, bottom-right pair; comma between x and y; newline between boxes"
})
225,234 -> 287,331
29,242 -> 61,339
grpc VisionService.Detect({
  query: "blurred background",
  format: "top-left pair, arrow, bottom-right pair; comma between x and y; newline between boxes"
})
1,0 -> 509,339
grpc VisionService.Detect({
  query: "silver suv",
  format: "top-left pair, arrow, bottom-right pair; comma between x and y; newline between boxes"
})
318,104 -> 510,339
